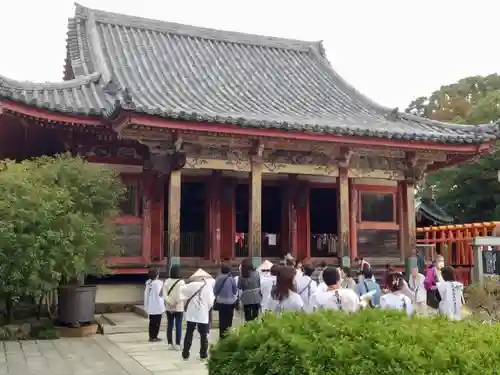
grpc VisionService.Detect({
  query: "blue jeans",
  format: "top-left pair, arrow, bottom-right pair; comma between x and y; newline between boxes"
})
166,311 -> 183,345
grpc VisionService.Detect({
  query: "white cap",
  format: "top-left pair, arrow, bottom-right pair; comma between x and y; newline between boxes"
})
258,260 -> 274,272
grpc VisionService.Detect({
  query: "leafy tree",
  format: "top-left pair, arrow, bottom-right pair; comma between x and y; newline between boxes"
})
406,74 -> 500,222
0,154 -> 124,321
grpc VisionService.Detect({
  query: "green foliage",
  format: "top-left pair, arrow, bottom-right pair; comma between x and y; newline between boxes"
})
208,309 -> 500,375
31,326 -> 59,340
406,74 -> 500,222
0,154 -> 125,302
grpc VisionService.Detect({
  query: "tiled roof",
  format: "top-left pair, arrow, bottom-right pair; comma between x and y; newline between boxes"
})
0,72 -> 112,116
415,197 -> 454,224
3,3 -> 499,144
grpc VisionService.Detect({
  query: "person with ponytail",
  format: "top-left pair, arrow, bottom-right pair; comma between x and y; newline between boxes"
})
380,273 -> 413,316
264,266 -> 304,315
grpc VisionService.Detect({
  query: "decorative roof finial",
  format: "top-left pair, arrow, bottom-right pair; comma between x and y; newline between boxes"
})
317,41 -> 326,58
103,78 -> 120,96
386,107 -> 399,121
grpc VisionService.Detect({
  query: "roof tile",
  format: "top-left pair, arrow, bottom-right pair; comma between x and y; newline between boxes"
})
2,4 -> 499,144
0,72 -> 112,116
66,4 -> 499,144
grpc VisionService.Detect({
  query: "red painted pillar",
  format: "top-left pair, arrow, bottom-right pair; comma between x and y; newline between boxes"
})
281,181 -> 291,256
295,182 -> 310,261
205,171 -> 222,262
220,179 -> 236,260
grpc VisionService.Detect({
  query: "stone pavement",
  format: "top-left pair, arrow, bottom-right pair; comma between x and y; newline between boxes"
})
0,331 -> 213,375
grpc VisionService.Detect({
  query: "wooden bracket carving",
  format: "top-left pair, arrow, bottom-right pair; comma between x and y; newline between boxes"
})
404,152 -> 426,183
113,115 -> 133,135
336,147 -> 353,168
139,136 -> 186,175
250,139 -> 264,162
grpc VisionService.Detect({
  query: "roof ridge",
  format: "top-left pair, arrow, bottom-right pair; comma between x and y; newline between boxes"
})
74,3 -> 321,53
0,72 -> 102,91
398,112 -> 498,132
312,49 -> 496,132
310,49 -> 391,118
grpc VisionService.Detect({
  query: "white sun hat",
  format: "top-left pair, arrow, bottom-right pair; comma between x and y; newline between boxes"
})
258,260 -> 274,272
189,268 -> 213,281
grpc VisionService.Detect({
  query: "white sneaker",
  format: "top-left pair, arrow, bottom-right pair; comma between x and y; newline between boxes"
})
174,345 -> 181,351
168,344 -> 175,350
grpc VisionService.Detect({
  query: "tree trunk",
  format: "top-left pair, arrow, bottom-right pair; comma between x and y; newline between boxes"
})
5,295 -> 14,324
36,295 -> 43,320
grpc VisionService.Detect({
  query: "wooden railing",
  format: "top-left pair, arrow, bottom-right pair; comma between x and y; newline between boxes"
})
310,233 -> 338,257
180,232 -> 205,257
416,222 -> 500,266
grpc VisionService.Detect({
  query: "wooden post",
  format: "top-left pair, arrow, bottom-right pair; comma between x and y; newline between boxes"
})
141,172 -> 152,263
338,168 -> 350,263
402,180 -> 416,258
220,178 -> 236,260
283,175 -> 298,258
280,181 -> 291,255
295,181 -> 310,261
167,170 -> 181,268
150,173 -> 165,262
207,171 -> 222,262
397,182 -> 407,261
402,180 -> 416,277
348,179 -> 357,262
249,160 -> 263,269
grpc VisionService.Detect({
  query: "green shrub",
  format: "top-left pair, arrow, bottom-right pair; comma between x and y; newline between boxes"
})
32,326 -> 59,340
208,309 -> 500,375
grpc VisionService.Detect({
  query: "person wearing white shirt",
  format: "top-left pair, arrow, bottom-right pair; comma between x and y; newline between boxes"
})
163,265 -> 185,350
144,268 -> 165,342
264,266 -> 304,314
312,267 -> 360,312
181,269 -> 215,360
317,281 -> 328,293
408,266 -> 427,315
296,265 -> 318,313
261,265 -> 278,310
340,267 -> 357,290
380,273 -> 413,316
436,266 -> 464,321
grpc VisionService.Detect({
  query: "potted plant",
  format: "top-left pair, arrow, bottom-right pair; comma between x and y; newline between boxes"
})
0,155 -> 124,327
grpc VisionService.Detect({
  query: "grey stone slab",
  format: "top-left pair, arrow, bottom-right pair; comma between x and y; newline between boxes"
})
0,332 -> 214,375
92,335 -> 152,375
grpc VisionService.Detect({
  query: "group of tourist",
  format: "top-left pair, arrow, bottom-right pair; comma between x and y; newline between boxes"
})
143,254 -> 465,361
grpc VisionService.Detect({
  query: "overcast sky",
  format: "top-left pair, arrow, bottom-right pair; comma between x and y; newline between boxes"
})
0,0 -> 497,109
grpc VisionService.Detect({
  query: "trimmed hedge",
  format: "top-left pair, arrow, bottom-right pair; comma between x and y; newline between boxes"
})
208,309 -> 500,375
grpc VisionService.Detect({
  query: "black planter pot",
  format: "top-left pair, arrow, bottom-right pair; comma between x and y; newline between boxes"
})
57,284 -> 97,326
